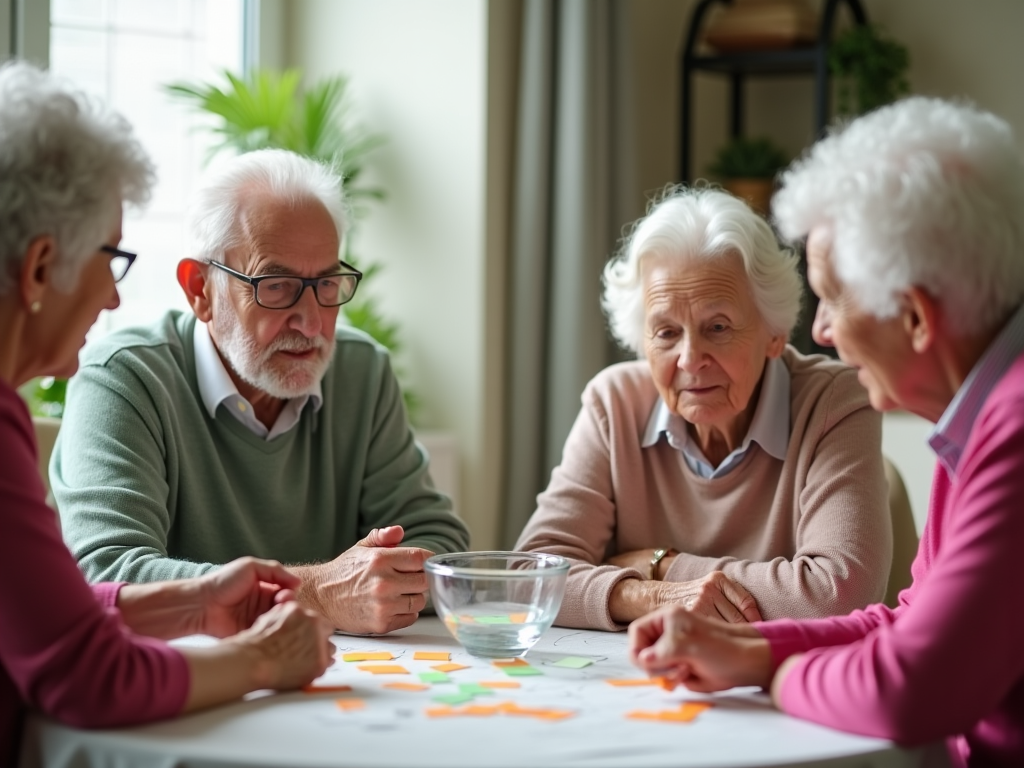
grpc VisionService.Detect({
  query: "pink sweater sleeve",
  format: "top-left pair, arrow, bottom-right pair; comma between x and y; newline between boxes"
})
0,388 -> 189,730
764,390 -> 1024,745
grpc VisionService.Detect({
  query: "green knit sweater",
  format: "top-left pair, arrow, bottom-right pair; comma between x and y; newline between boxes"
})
52,311 -> 470,582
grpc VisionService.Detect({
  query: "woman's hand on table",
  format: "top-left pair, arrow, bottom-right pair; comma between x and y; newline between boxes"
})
609,571 -> 762,625
196,557 -> 302,637
628,605 -> 773,693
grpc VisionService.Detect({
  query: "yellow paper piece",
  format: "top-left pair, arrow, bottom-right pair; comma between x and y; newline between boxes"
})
414,651 -> 451,661
431,662 -> 470,673
492,658 -> 529,668
302,683 -> 353,693
479,681 -> 521,689
509,612 -> 528,624
334,698 -> 365,711
342,651 -> 394,662
605,678 -> 660,687
356,664 -> 409,675
382,682 -> 431,692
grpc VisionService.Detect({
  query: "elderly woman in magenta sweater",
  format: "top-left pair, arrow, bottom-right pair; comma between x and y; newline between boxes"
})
0,61 -> 334,764
516,185 -> 892,631
629,97 -> 1024,767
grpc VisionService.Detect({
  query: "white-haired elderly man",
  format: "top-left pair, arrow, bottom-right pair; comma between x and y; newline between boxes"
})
517,186 -> 891,631
53,149 -> 469,634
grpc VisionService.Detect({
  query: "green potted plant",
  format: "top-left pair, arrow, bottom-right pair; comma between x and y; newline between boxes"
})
829,23 -> 910,117
707,136 -> 790,216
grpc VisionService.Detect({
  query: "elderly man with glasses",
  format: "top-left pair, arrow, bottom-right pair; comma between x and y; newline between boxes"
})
52,149 -> 469,635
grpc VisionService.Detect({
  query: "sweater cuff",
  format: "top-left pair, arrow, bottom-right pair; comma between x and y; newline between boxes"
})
588,566 -> 645,632
92,581 -> 128,610
754,619 -> 814,674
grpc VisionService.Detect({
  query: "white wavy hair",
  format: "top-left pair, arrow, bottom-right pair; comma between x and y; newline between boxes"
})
0,60 -> 154,295
773,96 -> 1024,336
602,186 -> 803,355
187,148 -> 347,268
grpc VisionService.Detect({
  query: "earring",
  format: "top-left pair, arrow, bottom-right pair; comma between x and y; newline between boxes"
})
30,301 -> 42,314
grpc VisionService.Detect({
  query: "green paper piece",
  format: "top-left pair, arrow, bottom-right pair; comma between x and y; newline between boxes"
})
419,671 -> 452,684
503,665 -> 543,677
457,683 -> 495,696
552,656 -> 594,669
433,692 -> 475,705
475,615 -> 512,624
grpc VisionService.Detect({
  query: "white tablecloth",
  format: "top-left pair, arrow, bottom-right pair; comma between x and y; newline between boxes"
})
19,618 -> 951,768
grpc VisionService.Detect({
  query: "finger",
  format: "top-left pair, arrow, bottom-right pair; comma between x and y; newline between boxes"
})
386,592 -> 427,617
717,577 -> 763,623
628,610 -> 669,661
236,558 -> 302,590
357,525 -> 406,548
712,592 -> 746,624
274,588 -> 297,604
372,546 -> 432,574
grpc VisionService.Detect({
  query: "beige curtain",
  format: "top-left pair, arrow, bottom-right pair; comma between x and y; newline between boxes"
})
501,0 -> 639,547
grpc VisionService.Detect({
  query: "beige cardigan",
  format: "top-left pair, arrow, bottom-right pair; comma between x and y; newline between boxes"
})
515,347 -> 891,631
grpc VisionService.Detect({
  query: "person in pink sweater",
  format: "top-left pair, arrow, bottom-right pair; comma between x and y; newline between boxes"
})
516,187 -> 891,631
628,97 -> 1024,767
0,60 -> 334,765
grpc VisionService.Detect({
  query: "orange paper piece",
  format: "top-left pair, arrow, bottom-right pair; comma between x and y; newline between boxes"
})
492,658 -> 529,668
626,701 -> 714,723
605,678 -> 661,687
356,664 -> 409,674
656,676 -> 677,691
678,701 -> 714,720
342,651 -> 394,662
334,698 -> 365,711
509,613 -> 528,624
382,682 -> 431,692
462,704 -> 500,716
425,706 -> 458,718
479,681 -> 521,689
414,651 -> 451,661
431,662 -> 470,673
302,683 -> 353,693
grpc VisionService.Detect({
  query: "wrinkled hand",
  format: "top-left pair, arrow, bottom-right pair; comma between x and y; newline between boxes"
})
197,557 -> 301,638
234,601 -> 334,690
298,525 -> 434,634
659,571 -> 762,623
629,605 -> 772,693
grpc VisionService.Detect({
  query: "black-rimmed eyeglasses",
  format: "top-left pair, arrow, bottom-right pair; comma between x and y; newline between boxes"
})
207,260 -> 363,310
100,245 -> 137,283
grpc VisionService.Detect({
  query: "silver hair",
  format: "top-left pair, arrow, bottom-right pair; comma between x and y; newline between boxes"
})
773,96 -> 1024,336
602,185 -> 804,355
186,149 -> 347,273
0,60 -> 154,295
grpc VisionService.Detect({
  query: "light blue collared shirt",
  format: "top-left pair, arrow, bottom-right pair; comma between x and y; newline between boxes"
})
929,302 -> 1024,478
641,356 -> 791,479
193,321 -> 323,441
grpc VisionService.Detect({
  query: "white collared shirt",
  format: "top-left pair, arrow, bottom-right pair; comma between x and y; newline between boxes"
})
641,356 -> 791,479
193,321 -> 323,441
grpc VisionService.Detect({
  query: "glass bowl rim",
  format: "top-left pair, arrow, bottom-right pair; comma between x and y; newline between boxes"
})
424,550 -> 570,579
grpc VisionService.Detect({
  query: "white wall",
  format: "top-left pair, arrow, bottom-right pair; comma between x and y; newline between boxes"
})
881,411 -> 935,535
284,0 -> 508,549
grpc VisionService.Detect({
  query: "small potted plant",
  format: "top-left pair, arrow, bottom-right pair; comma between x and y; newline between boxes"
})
707,136 -> 790,216
829,23 -> 910,117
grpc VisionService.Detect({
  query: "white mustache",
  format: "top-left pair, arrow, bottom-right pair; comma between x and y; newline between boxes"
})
267,335 -> 326,354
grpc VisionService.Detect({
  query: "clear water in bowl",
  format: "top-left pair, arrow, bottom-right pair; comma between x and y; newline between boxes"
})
443,602 -> 549,658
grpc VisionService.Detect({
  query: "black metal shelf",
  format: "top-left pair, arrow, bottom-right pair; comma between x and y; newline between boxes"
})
689,47 -> 820,76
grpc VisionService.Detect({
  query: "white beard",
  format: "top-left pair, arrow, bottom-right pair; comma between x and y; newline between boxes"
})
211,291 -> 335,399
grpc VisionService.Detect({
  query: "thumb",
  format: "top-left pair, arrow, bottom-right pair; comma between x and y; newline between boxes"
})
357,525 -> 405,548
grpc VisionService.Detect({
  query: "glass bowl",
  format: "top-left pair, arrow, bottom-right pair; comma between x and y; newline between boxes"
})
425,551 -> 570,658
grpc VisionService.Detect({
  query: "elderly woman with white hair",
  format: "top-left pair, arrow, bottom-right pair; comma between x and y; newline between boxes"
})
628,97 -> 1024,767
0,61 -> 332,764
516,186 -> 892,631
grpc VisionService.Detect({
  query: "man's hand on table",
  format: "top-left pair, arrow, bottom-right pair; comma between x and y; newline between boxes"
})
292,525 -> 435,634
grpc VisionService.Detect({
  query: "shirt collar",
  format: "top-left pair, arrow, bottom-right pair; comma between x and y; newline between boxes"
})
641,355 -> 791,469
929,302 -> 1024,476
193,320 -> 323,440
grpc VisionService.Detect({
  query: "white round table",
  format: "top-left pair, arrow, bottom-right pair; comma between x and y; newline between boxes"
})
19,618 -> 950,768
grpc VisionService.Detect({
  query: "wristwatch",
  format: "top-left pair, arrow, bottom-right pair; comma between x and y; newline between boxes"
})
648,548 -> 672,581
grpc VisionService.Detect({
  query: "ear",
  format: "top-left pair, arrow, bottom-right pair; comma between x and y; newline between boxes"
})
766,333 -> 787,359
901,286 -> 940,354
19,235 -> 59,311
177,259 -> 214,323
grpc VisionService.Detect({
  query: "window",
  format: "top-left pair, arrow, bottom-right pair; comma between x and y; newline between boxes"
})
49,0 -> 246,334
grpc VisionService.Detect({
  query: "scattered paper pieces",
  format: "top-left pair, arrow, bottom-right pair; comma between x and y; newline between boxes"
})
479,681 -> 521,689
503,665 -> 542,677
626,701 -> 714,723
431,662 -> 470,673
425,701 -> 575,721
457,683 -> 495,697
382,682 -> 431,692
342,651 -> 394,662
334,698 -> 366,712
418,671 -> 452,684
356,664 -> 409,675
414,651 -> 451,661
432,692 -> 475,705
492,658 -> 529,668
605,678 -> 661,687
552,656 -> 594,669
302,683 -> 353,693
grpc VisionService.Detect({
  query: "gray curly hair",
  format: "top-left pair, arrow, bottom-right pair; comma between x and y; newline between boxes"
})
0,60 -> 154,295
